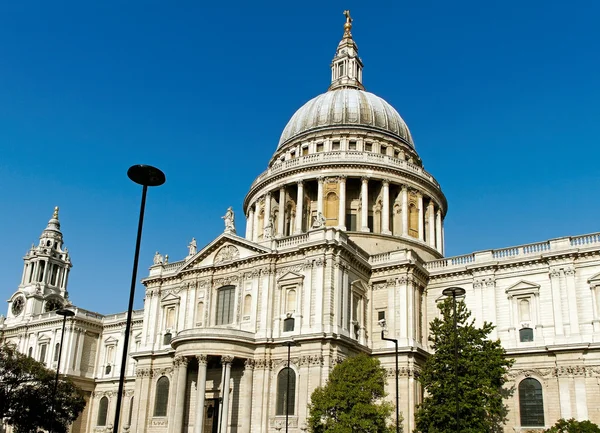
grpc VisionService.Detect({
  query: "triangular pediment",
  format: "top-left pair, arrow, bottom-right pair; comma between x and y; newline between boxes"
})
277,271 -> 304,284
178,233 -> 271,272
161,293 -> 180,303
104,336 -> 118,344
505,280 -> 540,296
351,280 -> 369,294
588,272 -> 600,286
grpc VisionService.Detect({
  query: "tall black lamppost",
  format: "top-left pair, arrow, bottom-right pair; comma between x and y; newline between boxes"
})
113,165 -> 165,433
282,340 -> 297,433
51,307 -> 75,432
380,321 -> 399,433
442,287 -> 466,432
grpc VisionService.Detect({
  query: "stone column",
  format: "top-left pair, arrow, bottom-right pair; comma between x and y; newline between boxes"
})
382,180 -> 391,235
417,192 -> 424,241
401,186 -> 408,236
549,268 -> 564,335
435,209 -> 442,252
317,177 -> 324,215
360,177 -> 369,232
338,176 -> 346,229
41,259 -> 48,283
428,201 -> 435,247
564,267 -> 580,334
277,187 -> 286,236
220,355 -> 234,433
241,359 -> 255,433
295,182 -> 304,234
246,208 -> 254,240
253,205 -> 260,243
171,356 -> 189,433
264,193 -> 272,237
194,355 -> 208,433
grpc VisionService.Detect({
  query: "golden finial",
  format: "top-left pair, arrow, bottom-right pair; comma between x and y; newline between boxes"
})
343,10 -> 353,38
53,206 -> 59,219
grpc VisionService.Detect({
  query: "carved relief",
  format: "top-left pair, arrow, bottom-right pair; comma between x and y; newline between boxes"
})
214,245 -> 240,265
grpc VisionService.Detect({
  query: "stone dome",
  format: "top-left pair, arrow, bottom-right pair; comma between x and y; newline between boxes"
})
278,89 -> 414,149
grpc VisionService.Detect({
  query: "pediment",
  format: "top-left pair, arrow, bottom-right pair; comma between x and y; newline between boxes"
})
351,280 -> 369,294
161,293 -> 180,303
505,280 -> 540,297
588,272 -> 600,286
277,271 -> 304,284
104,336 -> 118,345
178,233 -> 271,272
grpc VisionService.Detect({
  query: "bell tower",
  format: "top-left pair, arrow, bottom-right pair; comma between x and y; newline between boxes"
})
7,207 -> 72,320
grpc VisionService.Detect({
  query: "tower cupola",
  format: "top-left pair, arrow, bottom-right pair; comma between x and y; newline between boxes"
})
328,10 -> 364,91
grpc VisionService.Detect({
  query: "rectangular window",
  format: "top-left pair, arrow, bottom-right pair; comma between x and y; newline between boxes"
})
380,146 -> 387,155
332,141 -> 340,151
346,214 -> 357,231
216,286 -> 235,325
378,310 -> 386,321
39,344 -> 47,365
348,140 -> 357,150
316,142 -> 324,152
302,146 -> 309,156
290,150 -> 295,159
365,142 -> 372,152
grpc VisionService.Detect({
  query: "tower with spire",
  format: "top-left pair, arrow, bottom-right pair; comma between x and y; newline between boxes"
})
329,10 -> 364,91
7,207 -> 72,321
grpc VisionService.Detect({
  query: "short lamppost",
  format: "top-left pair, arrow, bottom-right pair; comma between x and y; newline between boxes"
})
379,319 -> 399,433
282,340 -> 297,433
51,307 -> 75,432
113,165 -> 166,433
442,286 -> 466,432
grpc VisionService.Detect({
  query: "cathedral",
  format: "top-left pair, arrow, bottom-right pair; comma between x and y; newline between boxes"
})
2,12 -> 600,433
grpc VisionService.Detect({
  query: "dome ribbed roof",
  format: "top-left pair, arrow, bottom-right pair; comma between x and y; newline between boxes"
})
278,88 -> 414,149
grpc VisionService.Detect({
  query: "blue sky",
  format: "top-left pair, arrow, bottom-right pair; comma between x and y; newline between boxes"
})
1,1 -> 599,315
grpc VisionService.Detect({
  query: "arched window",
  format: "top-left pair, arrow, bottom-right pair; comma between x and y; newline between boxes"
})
216,286 -> 236,325
153,376 -> 170,417
519,378 -> 544,426
243,294 -> 252,319
519,299 -> 531,321
97,396 -> 109,426
325,192 -> 338,225
196,302 -> 204,327
54,342 -> 60,362
409,203 -> 419,238
258,209 -> 265,240
28,347 -> 33,357
519,327 -> 534,342
276,368 -> 296,416
286,290 -> 297,313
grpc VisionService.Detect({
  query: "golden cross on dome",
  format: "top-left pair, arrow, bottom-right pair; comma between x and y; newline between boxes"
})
343,10 -> 353,38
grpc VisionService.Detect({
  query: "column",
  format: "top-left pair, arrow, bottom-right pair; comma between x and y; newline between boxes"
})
417,193 -> 424,241
171,356 -> 188,433
428,201 -> 435,247
401,186 -> 408,236
277,187 -> 286,236
317,177 -> 324,215
241,360 -> 255,433
549,268 -> 564,335
264,193 -> 272,237
360,177 -> 369,232
435,209 -> 442,252
246,208 -> 254,240
564,268 -> 580,335
41,259 -> 48,283
220,355 -> 234,433
253,205 -> 260,242
194,355 -> 208,433
338,176 -> 346,229
295,181 -> 304,234
382,180 -> 391,235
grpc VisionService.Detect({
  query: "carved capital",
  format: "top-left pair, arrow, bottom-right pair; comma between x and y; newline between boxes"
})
196,354 -> 208,365
221,355 -> 234,364
244,358 -> 256,370
173,356 -> 189,368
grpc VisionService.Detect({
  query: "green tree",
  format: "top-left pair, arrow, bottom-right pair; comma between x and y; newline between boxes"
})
545,418 -> 600,433
415,298 -> 514,433
308,353 -> 395,433
0,342 -> 85,433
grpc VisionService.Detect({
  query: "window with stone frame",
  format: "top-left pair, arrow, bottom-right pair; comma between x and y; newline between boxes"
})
97,396 -> 109,426
153,376 -> 170,417
38,343 -> 48,365
243,294 -> 252,321
216,285 -> 236,325
505,281 -> 540,343
196,301 -> 204,327
519,378 -> 544,426
276,367 -> 296,415
53,342 -> 60,362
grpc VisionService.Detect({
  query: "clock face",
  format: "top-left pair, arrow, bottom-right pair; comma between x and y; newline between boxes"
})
45,298 -> 63,312
12,296 -> 24,316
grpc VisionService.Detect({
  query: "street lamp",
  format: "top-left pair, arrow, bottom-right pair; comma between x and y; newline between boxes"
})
379,319 -> 399,433
51,307 -> 75,432
113,165 -> 165,433
442,286 -> 466,432
282,340 -> 297,433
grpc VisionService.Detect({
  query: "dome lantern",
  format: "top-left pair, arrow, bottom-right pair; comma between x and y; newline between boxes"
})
329,10 -> 364,92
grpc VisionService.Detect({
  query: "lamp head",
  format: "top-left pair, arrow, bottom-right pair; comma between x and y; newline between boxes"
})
378,318 -> 387,328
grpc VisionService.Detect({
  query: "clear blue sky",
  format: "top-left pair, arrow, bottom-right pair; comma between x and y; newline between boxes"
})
1,1 -> 599,315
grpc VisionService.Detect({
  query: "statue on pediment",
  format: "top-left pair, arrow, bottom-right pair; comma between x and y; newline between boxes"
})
222,207 -> 236,234
188,238 -> 197,256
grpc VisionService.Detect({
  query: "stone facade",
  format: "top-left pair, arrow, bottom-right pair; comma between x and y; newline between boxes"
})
2,13 -> 600,433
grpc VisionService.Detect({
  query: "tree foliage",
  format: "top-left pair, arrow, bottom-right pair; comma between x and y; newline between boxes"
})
415,298 -> 514,433
308,353 -> 395,433
0,342 -> 85,433
545,418 -> 600,433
